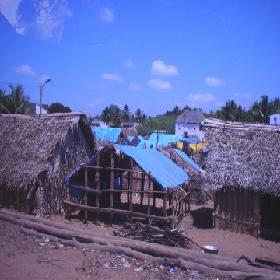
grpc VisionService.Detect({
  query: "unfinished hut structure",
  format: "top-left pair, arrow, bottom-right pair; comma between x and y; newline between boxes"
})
200,118 -> 280,239
0,113 -> 96,215
65,144 -> 189,226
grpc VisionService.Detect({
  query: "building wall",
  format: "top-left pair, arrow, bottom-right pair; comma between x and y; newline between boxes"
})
175,122 -> 204,141
269,114 -> 280,125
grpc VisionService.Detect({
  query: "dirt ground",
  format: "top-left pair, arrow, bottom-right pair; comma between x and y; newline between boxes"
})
0,202 -> 280,280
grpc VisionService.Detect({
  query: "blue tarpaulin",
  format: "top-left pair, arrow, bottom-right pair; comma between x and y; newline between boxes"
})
173,149 -> 201,172
93,127 -> 122,143
114,144 -> 188,189
148,133 -> 183,148
182,137 -> 198,144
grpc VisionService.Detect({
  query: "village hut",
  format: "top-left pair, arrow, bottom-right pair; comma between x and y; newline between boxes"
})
159,146 -> 205,204
0,113 -> 96,215
200,118 -> 280,238
65,143 -> 189,225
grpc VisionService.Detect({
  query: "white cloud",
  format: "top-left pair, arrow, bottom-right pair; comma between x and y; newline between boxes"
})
100,8 -> 115,22
102,73 -> 123,82
124,60 -> 135,68
205,77 -> 225,86
149,79 -> 171,90
150,60 -> 179,76
12,64 -> 49,82
12,64 -> 37,76
187,93 -> 216,104
129,82 -> 142,90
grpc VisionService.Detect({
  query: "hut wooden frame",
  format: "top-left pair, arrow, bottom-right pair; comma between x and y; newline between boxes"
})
64,149 -> 190,227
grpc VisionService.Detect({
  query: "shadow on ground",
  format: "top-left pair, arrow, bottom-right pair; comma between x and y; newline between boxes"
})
191,207 -> 213,229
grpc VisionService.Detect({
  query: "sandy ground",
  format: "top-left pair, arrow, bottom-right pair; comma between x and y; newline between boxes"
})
0,202 -> 280,280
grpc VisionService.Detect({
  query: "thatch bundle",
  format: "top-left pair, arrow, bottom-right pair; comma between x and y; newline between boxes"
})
0,113 -> 96,214
200,118 -> 280,195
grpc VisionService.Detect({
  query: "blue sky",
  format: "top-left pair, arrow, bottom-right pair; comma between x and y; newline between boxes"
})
0,0 -> 279,117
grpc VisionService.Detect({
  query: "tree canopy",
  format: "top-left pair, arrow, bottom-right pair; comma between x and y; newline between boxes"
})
47,102 -> 72,114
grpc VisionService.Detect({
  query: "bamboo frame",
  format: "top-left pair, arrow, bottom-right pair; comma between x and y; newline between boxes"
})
65,162 -> 189,226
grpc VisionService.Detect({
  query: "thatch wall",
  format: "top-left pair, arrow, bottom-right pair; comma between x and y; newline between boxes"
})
214,188 -> 261,237
0,113 -> 96,214
199,118 -> 280,237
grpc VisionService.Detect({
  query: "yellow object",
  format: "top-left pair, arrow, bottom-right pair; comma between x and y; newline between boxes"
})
176,141 -> 206,152
177,141 -> 183,150
189,142 -> 206,152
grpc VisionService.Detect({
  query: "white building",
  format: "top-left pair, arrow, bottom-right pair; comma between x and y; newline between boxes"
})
269,114 -> 280,125
175,110 -> 205,141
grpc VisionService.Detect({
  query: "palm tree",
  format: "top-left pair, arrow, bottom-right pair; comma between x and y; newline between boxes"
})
100,106 -> 111,125
220,100 -> 239,121
5,84 -> 30,114
122,104 -> 131,122
0,89 -> 9,113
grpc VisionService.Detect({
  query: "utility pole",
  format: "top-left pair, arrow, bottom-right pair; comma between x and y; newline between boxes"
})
40,78 -> 51,115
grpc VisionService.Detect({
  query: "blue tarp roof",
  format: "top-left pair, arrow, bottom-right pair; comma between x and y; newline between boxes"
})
65,155 -> 95,184
173,148 -> 201,172
182,137 -> 198,144
148,133 -> 183,148
114,144 -> 188,189
93,128 -> 122,143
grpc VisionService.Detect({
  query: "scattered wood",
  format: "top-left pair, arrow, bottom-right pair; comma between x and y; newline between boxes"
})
1,208 -> 280,279
113,221 -> 190,248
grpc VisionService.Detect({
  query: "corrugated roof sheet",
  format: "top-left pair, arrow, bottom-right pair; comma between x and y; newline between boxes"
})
173,148 -> 201,172
114,144 -> 188,189
93,127 -> 121,143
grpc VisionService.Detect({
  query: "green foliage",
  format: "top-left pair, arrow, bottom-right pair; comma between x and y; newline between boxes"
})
137,114 -> 177,136
0,84 -> 30,114
47,102 -> 72,114
136,105 -> 196,136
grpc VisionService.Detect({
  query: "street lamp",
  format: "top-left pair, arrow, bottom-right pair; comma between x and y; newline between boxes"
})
40,78 -> 51,115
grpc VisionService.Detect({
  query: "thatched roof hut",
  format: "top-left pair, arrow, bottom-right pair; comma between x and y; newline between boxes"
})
0,113 -> 96,215
200,118 -> 280,238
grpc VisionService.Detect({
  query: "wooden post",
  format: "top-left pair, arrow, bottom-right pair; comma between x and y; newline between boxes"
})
127,172 -> 130,208
140,172 -> 145,208
95,154 -> 100,226
252,193 -> 261,238
237,188 -> 243,234
153,182 -> 156,209
187,191 -> 191,213
232,189 -> 238,233
129,167 -> 133,213
109,151 -> 114,224
84,165 -> 88,223
147,172 -> 151,221
227,189 -> 233,232
163,191 -> 167,217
